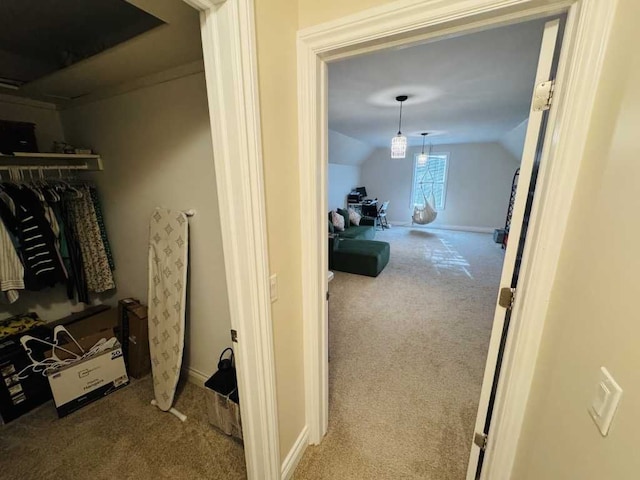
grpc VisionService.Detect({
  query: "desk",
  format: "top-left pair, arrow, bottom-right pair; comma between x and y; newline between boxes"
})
347,200 -> 377,217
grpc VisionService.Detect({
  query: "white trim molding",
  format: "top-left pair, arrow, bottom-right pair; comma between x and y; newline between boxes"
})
388,222 -> 495,234
183,367 -> 209,387
184,1 -> 281,479
297,0 -> 618,478
281,426 -> 310,480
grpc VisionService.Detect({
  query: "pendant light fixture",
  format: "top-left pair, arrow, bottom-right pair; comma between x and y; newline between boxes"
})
390,95 -> 408,159
417,132 -> 430,166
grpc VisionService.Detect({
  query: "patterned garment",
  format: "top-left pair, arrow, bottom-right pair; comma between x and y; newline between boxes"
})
148,208 -> 188,412
89,187 -> 115,271
69,187 -> 115,293
0,216 -> 24,303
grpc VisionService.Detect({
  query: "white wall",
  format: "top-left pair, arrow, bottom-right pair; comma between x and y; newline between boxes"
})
0,94 -> 64,152
328,163 -> 361,210
500,119 -> 528,160
57,72 -> 231,377
328,129 -> 374,166
360,142 -> 519,230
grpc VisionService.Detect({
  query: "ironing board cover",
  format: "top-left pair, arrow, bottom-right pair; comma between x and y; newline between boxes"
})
148,208 -> 188,411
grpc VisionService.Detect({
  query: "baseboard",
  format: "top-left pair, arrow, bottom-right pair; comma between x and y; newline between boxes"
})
387,220 -> 495,234
182,367 -> 209,388
281,425 -> 309,480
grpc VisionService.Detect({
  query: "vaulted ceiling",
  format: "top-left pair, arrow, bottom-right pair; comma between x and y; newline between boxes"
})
328,17 -> 551,149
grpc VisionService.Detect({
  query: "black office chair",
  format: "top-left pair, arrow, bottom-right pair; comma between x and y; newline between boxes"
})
377,201 -> 390,229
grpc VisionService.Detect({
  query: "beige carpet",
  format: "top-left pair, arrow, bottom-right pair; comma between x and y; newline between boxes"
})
294,227 -> 504,480
0,376 -> 246,479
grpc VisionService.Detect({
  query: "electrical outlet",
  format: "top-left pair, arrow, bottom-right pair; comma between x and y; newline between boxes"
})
269,274 -> 278,303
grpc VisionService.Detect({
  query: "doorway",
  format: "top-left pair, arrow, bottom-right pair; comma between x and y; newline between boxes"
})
297,1 -> 615,478
309,15 -> 561,479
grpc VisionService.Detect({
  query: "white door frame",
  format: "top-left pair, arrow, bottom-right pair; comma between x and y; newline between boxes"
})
297,1 -> 617,479
182,1 -> 280,479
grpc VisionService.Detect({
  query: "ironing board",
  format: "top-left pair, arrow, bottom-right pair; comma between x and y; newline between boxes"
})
148,208 -> 188,421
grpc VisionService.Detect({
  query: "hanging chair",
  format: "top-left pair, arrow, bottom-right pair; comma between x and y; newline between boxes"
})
412,167 -> 438,225
412,186 -> 438,225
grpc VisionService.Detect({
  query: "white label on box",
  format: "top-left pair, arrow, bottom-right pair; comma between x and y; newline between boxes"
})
48,348 -> 128,408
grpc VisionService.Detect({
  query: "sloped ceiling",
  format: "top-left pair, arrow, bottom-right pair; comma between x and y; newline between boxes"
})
0,0 -> 202,105
328,130 -> 374,166
328,17 -> 550,148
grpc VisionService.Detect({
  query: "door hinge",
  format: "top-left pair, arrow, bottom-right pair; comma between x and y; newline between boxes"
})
532,79 -> 555,111
326,291 -> 330,301
474,432 -> 488,451
230,329 -> 238,343
498,287 -> 516,310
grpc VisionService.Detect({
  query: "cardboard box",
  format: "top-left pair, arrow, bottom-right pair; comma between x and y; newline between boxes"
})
47,307 -> 117,341
46,329 -> 129,417
118,299 -> 151,378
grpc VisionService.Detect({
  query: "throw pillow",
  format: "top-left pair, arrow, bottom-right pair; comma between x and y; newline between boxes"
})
337,208 -> 350,229
331,210 -> 345,231
348,208 -> 362,226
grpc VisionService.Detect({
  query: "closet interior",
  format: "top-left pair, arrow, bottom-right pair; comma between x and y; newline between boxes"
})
0,1 -> 245,477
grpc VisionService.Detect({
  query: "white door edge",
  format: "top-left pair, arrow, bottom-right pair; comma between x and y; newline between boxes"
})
466,17 -> 560,480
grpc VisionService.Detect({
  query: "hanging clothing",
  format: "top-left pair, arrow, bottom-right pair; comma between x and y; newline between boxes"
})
53,200 -> 89,304
0,184 -> 67,290
69,186 -> 115,293
88,186 -> 115,271
0,216 -> 24,303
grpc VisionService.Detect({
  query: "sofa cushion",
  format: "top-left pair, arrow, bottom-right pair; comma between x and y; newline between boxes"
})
331,210 -> 345,231
348,208 -> 362,226
337,208 -> 350,229
338,225 -> 375,240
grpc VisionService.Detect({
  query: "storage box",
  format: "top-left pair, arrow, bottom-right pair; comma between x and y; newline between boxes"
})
117,298 -> 150,378
0,119 -> 38,154
46,305 -> 115,340
0,318 -> 53,424
46,329 -> 129,417
204,387 -> 243,440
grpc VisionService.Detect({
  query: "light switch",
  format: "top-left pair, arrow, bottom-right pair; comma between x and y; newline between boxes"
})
589,367 -> 622,436
269,274 -> 278,303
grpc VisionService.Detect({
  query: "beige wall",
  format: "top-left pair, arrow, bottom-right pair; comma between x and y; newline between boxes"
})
298,0 -> 392,28
513,0 -> 640,478
0,95 -> 64,154
255,0 -> 306,462
59,73 -> 232,377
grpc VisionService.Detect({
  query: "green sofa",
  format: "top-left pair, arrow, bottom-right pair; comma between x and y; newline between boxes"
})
329,209 -> 389,277
328,209 -> 376,240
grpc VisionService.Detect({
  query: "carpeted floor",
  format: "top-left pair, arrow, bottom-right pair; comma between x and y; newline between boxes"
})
294,227 -> 504,480
0,376 -> 246,479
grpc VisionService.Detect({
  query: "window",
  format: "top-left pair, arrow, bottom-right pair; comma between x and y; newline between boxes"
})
411,153 -> 449,210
